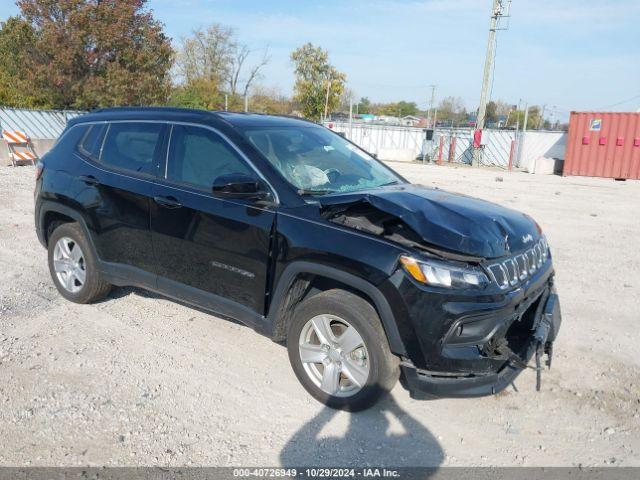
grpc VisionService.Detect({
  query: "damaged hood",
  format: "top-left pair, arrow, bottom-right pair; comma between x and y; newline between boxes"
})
320,184 -> 541,259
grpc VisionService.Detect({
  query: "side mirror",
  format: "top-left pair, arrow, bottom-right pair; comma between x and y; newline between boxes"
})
212,173 -> 269,200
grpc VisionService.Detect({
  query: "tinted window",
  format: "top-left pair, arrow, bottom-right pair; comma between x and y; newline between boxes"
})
100,122 -> 163,175
77,124 -> 106,159
167,124 -> 252,190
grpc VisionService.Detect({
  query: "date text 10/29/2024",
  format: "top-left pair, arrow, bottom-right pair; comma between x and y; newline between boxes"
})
233,468 -> 401,478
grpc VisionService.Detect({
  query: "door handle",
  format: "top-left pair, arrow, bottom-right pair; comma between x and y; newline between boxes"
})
154,195 -> 182,209
79,175 -> 99,186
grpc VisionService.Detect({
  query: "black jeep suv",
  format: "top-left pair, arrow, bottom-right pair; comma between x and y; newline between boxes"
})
35,107 -> 561,411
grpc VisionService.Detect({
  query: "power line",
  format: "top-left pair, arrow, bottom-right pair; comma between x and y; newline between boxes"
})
596,93 -> 640,110
355,82 -> 430,90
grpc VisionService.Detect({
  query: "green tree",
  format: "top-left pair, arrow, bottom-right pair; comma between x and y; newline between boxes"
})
174,24 -> 270,110
369,101 -> 418,117
377,101 -> 418,117
506,109 -> 523,128
168,78 -> 224,110
503,105 -> 545,130
376,103 -> 398,116
248,85 -> 293,115
0,0 -> 173,109
176,24 -> 235,88
0,17 -> 43,107
357,96 -> 371,114
378,100 -> 418,117
436,96 -> 467,126
397,101 -> 418,117
290,43 -> 346,121
526,106 -> 541,130
485,101 -> 498,124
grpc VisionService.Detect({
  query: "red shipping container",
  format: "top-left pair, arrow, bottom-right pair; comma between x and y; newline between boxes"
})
564,112 -> 640,180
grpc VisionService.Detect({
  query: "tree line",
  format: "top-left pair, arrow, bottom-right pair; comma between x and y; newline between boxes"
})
0,0 -> 559,129
0,0 -> 342,119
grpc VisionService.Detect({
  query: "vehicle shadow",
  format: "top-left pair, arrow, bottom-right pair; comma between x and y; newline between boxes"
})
104,285 -> 162,301
279,394 -> 444,468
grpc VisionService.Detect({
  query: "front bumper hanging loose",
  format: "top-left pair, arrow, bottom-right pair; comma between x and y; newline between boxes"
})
401,284 -> 562,399
533,290 -> 561,391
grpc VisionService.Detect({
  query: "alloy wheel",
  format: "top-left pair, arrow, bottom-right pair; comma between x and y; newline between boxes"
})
298,314 -> 370,397
53,237 -> 86,293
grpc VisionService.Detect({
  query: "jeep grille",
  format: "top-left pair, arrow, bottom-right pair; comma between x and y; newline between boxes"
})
486,237 -> 550,290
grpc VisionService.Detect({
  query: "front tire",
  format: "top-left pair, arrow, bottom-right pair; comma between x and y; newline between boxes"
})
287,289 -> 399,411
47,222 -> 111,304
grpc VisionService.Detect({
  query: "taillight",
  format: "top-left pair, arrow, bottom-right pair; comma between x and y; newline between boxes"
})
35,160 -> 44,180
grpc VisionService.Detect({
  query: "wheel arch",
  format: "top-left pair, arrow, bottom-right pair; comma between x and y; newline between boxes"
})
38,201 -> 98,257
267,261 -> 407,356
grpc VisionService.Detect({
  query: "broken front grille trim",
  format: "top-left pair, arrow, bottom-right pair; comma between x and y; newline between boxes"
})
486,237 -> 550,290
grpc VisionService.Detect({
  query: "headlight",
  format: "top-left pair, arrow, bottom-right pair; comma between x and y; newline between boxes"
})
541,235 -> 550,261
400,255 -> 489,290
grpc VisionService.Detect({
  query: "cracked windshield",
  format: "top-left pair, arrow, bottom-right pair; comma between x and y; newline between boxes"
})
243,126 -> 402,194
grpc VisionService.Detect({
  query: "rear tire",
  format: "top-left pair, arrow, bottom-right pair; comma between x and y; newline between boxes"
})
47,222 -> 111,304
287,289 -> 399,411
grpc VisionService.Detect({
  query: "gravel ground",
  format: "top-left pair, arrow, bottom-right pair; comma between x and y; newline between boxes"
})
0,162 -> 638,467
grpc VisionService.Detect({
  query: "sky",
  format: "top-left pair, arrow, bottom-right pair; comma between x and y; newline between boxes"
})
1,0 -> 639,120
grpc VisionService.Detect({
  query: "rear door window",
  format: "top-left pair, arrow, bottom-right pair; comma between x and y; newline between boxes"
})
100,122 -> 164,176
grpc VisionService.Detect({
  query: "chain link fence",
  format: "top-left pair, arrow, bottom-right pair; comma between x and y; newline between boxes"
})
324,121 -> 566,171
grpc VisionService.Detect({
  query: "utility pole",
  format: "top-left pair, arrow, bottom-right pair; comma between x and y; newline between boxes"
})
514,99 -> 521,154
323,78 -> 332,122
473,0 -> 509,166
349,96 -> 353,138
476,0 -> 507,131
516,103 -> 529,168
537,104 -> 547,129
225,94 -> 228,111
244,93 -> 249,113
549,110 -> 556,130
522,104 -> 529,132
427,85 -> 436,128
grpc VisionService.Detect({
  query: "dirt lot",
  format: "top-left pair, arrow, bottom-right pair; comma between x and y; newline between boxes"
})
1,162 -> 638,467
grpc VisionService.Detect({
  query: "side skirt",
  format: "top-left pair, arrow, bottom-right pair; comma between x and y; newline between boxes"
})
99,261 -> 271,337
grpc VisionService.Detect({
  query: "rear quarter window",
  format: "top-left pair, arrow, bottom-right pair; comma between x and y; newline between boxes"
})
77,124 -> 107,160
48,124 -> 90,160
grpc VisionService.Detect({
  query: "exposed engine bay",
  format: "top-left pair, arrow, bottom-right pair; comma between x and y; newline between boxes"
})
322,201 -> 429,252
318,184 -> 542,260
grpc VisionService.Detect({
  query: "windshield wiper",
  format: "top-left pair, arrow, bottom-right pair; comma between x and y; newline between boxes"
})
379,180 -> 401,187
297,188 -> 334,196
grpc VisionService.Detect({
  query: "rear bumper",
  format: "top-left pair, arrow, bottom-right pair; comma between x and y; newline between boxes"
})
400,286 -> 562,399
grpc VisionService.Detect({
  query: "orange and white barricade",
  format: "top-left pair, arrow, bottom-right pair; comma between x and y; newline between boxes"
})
2,130 -> 38,166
